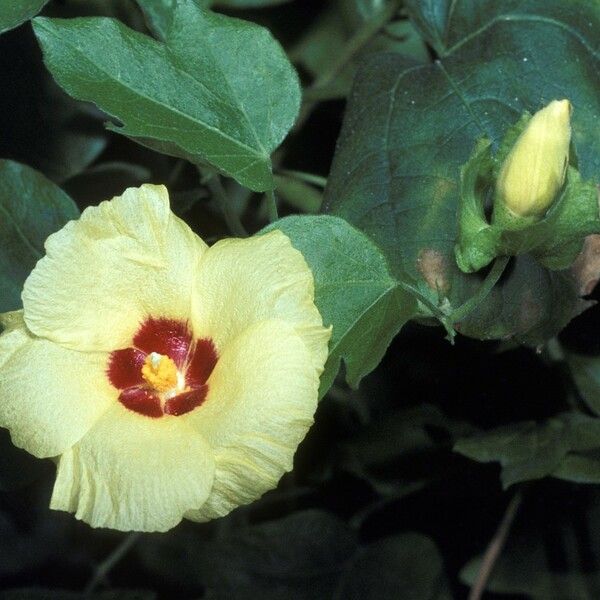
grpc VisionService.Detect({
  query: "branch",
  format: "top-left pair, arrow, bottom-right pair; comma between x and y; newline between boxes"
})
468,491 -> 523,600
84,532 -> 142,596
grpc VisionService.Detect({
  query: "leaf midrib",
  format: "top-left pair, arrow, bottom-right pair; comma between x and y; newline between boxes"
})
186,22 -> 267,156
328,282 -> 397,354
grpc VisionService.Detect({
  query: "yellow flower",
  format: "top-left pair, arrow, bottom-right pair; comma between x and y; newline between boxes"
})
0,184 -> 330,532
496,99 -> 571,219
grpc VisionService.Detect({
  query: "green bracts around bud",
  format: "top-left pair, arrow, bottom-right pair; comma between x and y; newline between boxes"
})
454,99 -> 600,275
495,99 -> 571,221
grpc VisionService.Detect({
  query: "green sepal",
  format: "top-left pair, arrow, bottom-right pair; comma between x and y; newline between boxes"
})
455,117 -> 600,274
454,138 -> 500,273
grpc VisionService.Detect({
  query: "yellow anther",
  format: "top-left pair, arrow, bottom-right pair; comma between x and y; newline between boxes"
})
141,353 -> 179,393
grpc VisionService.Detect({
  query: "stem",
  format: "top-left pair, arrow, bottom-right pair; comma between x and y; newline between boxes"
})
468,492 -> 523,600
166,158 -> 186,187
84,532 -> 142,596
276,169 -> 327,189
397,281 -> 455,339
450,256 -> 510,324
302,84 -> 346,103
206,174 -> 248,237
311,0 -> 401,90
266,189 -> 279,223
298,0 -> 401,127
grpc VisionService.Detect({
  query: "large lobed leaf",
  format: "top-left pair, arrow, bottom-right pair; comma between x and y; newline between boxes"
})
324,0 -> 600,344
33,0 -> 301,191
0,160 -> 79,313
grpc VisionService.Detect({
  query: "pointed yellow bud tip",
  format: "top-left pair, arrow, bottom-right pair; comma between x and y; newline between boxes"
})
141,353 -> 179,392
496,99 -> 572,218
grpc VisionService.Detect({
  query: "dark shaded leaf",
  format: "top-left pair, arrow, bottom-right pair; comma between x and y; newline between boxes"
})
291,6 -> 428,99
0,160 -> 79,312
324,0 -> 600,343
138,510 -> 357,599
0,1 -> 49,34
0,32 -> 107,184
455,412 -> 600,486
274,175 -> 322,214
567,353 -> 600,415
334,533 -> 453,600
340,403 -> 476,494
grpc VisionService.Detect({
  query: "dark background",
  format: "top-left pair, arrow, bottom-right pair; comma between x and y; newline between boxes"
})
1,1 -> 600,598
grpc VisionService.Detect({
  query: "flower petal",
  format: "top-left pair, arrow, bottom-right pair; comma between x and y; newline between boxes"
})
0,312 -> 114,458
191,231 -> 330,369
22,185 -> 207,352
51,403 -> 215,532
185,320 -> 322,521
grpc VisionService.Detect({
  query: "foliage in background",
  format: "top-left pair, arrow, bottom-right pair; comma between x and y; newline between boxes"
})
0,0 -> 600,598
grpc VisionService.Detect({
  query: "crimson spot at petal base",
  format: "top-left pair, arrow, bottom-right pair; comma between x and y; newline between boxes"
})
107,317 -> 218,418
107,348 -> 146,389
164,386 -> 208,416
119,387 -> 163,418
187,339 -> 218,386
133,317 -> 192,367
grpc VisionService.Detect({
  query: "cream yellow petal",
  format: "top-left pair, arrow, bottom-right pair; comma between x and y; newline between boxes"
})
0,311 -> 113,458
185,320 -> 322,521
22,184 -> 207,352
191,230 -> 330,370
51,403 -> 215,532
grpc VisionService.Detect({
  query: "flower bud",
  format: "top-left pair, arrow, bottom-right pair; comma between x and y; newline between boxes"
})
496,99 -> 571,219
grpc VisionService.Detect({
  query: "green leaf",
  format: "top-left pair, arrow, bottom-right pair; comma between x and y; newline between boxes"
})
137,510 -> 357,599
552,453 -> 600,484
334,533 -> 453,600
33,0 -> 301,191
274,175 -> 322,214
0,0 -> 49,34
567,353 -> 600,416
264,215 -> 418,395
455,412 -> 600,487
291,7 -> 428,100
340,403 -> 476,495
0,160 -> 79,313
324,0 -> 600,343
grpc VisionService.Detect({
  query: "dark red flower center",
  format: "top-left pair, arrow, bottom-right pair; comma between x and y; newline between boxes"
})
107,318 -> 218,418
